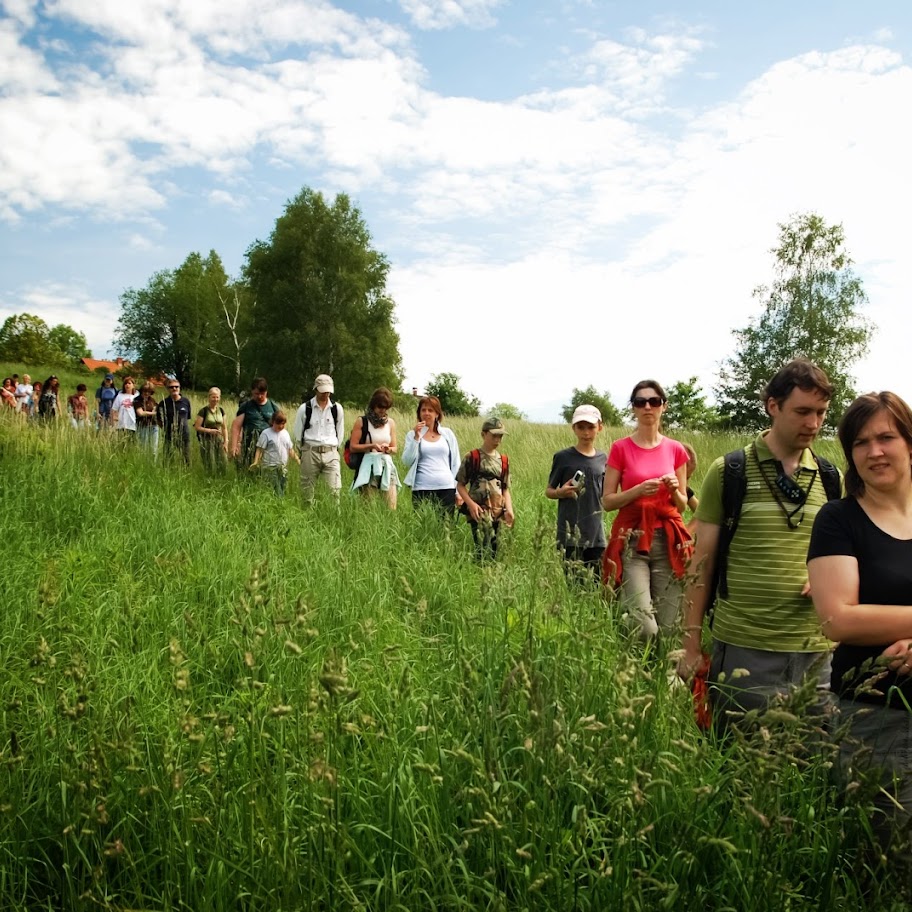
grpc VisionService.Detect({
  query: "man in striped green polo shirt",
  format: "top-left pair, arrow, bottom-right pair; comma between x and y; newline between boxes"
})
680,359 -> 839,732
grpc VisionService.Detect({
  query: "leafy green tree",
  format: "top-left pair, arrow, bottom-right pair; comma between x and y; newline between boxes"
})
47,324 -> 91,363
663,377 -> 720,431
716,213 -> 873,430
115,251 -> 235,389
560,386 -> 623,426
0,314 -> 91,364
426,372 -> 481,417
487,402 -> 527,421
0,313 -> 55,362
243,188 -> 402,405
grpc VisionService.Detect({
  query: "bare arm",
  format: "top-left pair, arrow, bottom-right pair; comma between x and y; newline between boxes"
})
229,414 -> 245,457
457,480 -> 484,522
350,417 -> 372,453
387,419 -> 397,454
669,464 -> 688,512
808,554 -> 912,645
601,465 -> 657,511
678,521 -> 720,679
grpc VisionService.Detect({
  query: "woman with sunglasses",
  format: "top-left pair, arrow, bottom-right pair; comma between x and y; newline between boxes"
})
602,380 -> 692,640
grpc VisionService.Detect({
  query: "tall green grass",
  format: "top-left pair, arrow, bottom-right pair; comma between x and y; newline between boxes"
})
0,412 -> 898,910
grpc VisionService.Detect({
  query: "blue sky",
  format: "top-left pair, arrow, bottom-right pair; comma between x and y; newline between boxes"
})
2,0 -> 911,420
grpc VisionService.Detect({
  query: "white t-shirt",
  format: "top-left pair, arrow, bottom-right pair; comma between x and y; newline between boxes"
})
256,427 -> 294,467
14,383 -> 33,410
113,391 -> 137,431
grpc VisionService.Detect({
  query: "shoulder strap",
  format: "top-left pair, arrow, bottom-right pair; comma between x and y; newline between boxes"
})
359,414 -> 371,444
714,447 -> 748,602
303,400 -> 313,432
501,453 -> 509,488
812,453 -> 841,501
469,449 -> 481,477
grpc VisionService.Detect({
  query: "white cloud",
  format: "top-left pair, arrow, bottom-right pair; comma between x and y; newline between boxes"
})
2,4 -> 911,414
397,0 -> 505,31
0,19 -> 58,91
208,189 -> 243,208
127,233 -> 157,251
0,282 -> 119,359
1,0 -> 39,28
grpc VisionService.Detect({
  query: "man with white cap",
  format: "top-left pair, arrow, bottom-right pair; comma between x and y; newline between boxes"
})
545,404 -> 607,581
293,373 -> 344,502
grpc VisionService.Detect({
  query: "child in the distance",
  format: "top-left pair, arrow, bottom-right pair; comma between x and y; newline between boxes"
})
250,410 -> 300,496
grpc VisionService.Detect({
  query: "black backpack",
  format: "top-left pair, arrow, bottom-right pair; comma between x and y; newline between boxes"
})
710,446 -> 841,612
342,415 -> 370,471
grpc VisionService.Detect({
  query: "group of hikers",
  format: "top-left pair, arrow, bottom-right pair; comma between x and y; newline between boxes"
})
558,357 -> 912,864
5,358 -> 912,858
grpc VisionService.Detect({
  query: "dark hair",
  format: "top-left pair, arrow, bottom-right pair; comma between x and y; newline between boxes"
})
417,396 -> 443,432
838,391 -> 912,498
369,387 -> 393,410
76,384 -> 87,393
2,377 -> 10,387
251,377 -> 268,394
629,379 -> 667,404
271,410 -> 288,426
762,359 -> 833,413
43,376 -> 59,390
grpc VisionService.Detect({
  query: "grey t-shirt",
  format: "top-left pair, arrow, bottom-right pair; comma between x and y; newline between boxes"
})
548,447 -> 607,548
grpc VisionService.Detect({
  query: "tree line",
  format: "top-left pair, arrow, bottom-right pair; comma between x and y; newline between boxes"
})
112,188 -> 403,407
563,212 -> 872,431
1,201 -> 873,430
0,314 -> 91,366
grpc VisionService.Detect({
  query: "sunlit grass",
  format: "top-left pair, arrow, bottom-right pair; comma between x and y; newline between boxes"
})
0,411 -> 897,910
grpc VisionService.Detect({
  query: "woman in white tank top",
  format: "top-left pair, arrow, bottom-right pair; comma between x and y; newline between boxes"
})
349,387 -> 400,509
401,396 -> 460,514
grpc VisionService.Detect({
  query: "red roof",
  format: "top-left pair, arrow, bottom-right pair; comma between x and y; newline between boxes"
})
82,357 -> 128,372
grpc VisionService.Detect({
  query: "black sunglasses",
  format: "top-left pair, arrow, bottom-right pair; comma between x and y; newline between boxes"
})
168,385 -> 180,390
632,396 -> 664,408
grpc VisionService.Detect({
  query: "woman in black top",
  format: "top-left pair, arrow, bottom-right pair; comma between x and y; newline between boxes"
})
808,391 -> 912,854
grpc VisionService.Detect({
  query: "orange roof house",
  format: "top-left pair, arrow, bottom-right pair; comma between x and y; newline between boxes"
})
82,357 -> 129,373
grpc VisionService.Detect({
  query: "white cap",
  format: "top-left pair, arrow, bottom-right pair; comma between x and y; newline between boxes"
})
571,404 -> 601,425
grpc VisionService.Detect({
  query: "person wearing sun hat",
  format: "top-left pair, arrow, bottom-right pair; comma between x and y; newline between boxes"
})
293,373 -> 344,503
546,404 -> 607,583
456,416 -> 514,559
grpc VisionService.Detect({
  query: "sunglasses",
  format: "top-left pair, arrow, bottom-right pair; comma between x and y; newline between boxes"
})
632,396 -> 664,408
168,385 -> 180,390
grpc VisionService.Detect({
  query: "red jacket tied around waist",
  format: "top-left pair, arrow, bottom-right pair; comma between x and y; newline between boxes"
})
602,493 -> 693,587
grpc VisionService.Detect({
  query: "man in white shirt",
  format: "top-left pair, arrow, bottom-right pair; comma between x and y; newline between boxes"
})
293,373 -> 344,503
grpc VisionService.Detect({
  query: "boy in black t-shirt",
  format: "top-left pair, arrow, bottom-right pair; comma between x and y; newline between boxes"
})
546,404 -> 607,582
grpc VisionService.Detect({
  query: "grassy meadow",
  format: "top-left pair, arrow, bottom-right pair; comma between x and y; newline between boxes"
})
0,393 -> 902,911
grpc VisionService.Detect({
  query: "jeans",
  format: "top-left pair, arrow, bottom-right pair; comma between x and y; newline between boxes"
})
137,425 -> 159,460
